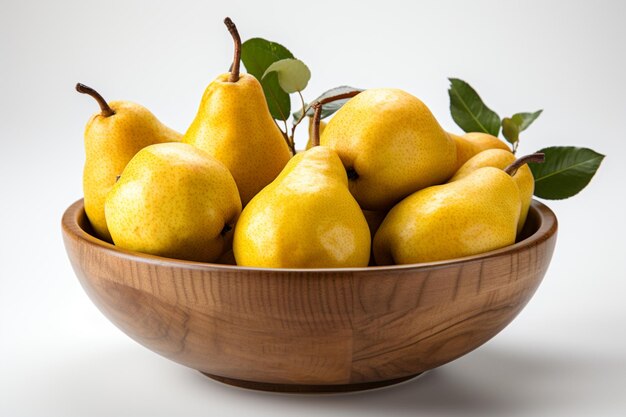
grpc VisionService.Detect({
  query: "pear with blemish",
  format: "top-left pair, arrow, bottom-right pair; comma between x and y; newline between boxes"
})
233,146 -> 370,268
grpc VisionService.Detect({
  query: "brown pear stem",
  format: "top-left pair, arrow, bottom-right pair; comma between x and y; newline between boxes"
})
224,17 -> 241,83
311,103 -> 323,148
504,153 -> 545,176
311,90 -> 362,147
75,83 -> 115,117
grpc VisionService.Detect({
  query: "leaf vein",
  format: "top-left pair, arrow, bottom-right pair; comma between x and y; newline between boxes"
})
451,88 -> 490,134
533,157 -> 604,182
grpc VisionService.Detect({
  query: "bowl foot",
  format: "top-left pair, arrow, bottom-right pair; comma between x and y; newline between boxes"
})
201,372 -> 423,393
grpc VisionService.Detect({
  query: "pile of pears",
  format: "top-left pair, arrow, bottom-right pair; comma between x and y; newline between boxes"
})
79,18 -> 542,269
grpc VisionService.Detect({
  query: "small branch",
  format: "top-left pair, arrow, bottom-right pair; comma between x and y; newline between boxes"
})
273,119 -> 292,152
310,90 -> 362,147
288,91 -> 309,151
282,120 -> 295,155
290,106 -> 310,136
512,141 -> 519,154
504,153 -> 545,176
289,122 -> 300,150
75,83 -> 115,117
297,91 -> 306,119
224,17 -> 241,83
293,91 -> 308,130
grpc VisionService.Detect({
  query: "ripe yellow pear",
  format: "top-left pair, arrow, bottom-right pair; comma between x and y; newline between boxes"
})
374,167 -> 521,265
183,18 -> 291,206
450,148 -> 535,234
320,88 -> 457,211
105,142 -> 241,262
448,131 -> 511,169
233,146 -> 371,268
78,83 -> 181,241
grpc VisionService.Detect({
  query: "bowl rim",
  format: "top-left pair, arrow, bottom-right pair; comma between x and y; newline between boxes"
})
62,198 -> 557,274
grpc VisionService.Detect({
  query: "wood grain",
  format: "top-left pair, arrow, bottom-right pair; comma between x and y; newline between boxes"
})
61,199 -> 557,392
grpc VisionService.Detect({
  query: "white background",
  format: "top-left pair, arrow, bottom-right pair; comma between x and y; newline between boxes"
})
2,0 -> 625,416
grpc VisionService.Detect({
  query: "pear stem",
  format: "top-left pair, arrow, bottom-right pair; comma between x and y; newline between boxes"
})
311,103 -> 323,147
75,83 -> 115,117
504,153 -> 545,176
311,90 -> 362,147
224,17 -> 241,83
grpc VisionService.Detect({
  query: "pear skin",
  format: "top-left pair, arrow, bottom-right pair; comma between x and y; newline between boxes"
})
184,73 -> 291,206
233,146 -> 371,268
374,167 -> 521,265
105,142 -> 241,262
184,18 -> 291,206
79,84 -> 181,241
450,148 -> 534,234
449,131 -> 511,170
320,88 -> 457,211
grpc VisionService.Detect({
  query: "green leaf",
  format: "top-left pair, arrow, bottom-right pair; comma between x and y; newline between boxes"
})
241,38 -> 294,121
501,117 -> 520,145
530,146 -> 605,200
502,110 -> 542,145
262,58 -> 311,94
448,78 -> 501,136
512,110 -> 543,131
291,86 -> 364,123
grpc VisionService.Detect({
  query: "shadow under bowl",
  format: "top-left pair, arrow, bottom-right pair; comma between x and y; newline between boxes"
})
62,199 -> 557,393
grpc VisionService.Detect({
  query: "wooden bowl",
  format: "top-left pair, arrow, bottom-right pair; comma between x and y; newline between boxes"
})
62,199 -> 557,393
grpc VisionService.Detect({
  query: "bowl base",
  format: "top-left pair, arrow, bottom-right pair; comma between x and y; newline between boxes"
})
201,372 -> 423,393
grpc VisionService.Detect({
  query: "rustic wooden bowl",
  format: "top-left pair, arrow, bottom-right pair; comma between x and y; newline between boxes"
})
62,199 -> 557,393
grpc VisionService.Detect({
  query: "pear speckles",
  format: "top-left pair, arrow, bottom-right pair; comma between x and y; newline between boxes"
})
78,83 -> 182,242
233,146 -> 370,268
105,143 -> 242,263
374,167 -> 521,265
320,89 -> 457,211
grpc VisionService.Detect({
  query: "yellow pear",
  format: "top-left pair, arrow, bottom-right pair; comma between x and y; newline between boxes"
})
105,142 -> 241,262
183,18 -> 291,206
305,117 -> 326,150
448,131 -> 511,169
233,146 -> 371,268
374,167 -> 521,265
450,148 -> 535,234
77,83 -> 181,241
320,88 -> 457,211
